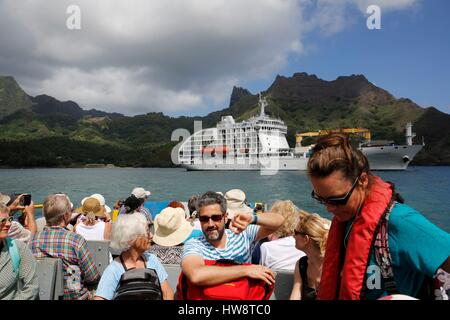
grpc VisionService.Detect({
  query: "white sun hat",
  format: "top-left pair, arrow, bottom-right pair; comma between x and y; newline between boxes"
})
0,193 -> 11,205
131,187 -> 151,200
224,189 -> 253,220
153,207 -> 193,247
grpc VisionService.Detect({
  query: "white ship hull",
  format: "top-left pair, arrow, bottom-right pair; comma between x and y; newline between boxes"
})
361,144 -> 423,170
183,157 -> 309,171
182,145 -> 423,171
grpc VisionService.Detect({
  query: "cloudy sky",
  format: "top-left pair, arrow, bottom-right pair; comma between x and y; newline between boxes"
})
0,0 -> 448,116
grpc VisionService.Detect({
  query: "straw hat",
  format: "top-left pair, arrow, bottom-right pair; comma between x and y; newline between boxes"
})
0,193 -> 11,205
153,207 -> 193,247
81,193 -> 111,214
224,189 -> 253,219
76,197 -> 106,218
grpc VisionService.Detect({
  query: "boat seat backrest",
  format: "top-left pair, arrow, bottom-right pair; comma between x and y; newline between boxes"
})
270,269 -> 294,300
36,257 -> 64,300
162,264 -> 182,296
86,240 -> 111,276
35,217 -> 46,233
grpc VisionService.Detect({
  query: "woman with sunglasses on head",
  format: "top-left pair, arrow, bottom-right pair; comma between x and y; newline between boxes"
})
308,133 -> 450,300
0,203 -> 39,300
290,213 -> 330,300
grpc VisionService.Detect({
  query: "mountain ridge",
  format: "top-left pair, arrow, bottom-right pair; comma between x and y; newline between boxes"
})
0,73 -> 449,167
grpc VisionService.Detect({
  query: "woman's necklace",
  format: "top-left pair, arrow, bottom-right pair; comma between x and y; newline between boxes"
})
344,201 -> 364,249
343,218 -> 355,249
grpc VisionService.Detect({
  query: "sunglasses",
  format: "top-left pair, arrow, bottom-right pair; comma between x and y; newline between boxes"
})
294,229 -> 307,237
311,175 -> 360,206
0,216 -> 13,224
198,214 -> 224,223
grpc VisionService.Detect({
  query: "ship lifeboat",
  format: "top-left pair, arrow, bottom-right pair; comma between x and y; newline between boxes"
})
201,146 -> 229,155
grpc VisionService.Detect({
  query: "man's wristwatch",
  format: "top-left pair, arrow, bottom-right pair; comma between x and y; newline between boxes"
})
251,212 -> 258,225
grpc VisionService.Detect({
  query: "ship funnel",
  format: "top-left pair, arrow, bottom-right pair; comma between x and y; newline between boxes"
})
405,122 -> 416,146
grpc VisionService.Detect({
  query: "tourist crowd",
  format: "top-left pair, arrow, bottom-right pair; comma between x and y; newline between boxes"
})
1,134 -> 449,300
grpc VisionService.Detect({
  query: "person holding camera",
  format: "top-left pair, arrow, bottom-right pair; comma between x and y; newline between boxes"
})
0,202 -> 39,300
0,193 -> 37,244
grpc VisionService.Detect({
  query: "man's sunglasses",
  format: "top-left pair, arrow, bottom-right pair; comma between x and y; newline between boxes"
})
198,214 -> 224,223
0,216 -> 13,224
311,175 -> 360,206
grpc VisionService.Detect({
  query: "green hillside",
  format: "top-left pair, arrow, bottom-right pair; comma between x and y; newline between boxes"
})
0,76 -> 32,119
0,74 -> 449,167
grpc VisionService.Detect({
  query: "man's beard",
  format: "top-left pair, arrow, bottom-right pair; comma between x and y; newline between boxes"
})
204,226 -> 225,242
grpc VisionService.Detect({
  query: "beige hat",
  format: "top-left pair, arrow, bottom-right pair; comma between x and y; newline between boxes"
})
225,189 -> 253,219
153,207 -> 193,247
0,193 -> 11,205
76,197 -> 106,218
81,193 -> 111,214
132,187 -> 151,199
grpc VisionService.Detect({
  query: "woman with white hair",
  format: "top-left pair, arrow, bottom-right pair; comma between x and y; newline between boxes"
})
94,212 -> 174,300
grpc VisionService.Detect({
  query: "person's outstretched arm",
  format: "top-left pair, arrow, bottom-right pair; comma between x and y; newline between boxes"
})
230,211 -> 285,242
289,260 -> 302,300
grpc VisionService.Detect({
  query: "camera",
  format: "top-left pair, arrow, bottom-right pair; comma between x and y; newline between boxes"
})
16,193 -> 32,206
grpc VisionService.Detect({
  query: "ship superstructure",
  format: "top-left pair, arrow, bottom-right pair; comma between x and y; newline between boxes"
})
177,95 -> 309,171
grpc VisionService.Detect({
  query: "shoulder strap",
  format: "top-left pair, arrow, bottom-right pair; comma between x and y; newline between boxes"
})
119,254 -> 146,272
119,254 -> 129,271
6,238 -> 21,276
181,272 -> 188,300
364,189 -> 400,297
299,256 -> 309,286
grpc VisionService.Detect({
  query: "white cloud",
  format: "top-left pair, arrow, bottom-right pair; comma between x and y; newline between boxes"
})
0,0 -> 419,115
304,0 -> 420,35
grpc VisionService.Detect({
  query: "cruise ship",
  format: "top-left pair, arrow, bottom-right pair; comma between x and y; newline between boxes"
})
177,95 -> 309,172
177,95 -> 423,171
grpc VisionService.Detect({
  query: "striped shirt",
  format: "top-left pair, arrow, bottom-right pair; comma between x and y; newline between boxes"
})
182,225 -> 260,263
29,226 -> 100,300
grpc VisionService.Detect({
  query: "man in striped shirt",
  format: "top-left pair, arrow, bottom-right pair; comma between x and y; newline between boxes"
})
29,194 -> 100,300
182,191 -> 284,287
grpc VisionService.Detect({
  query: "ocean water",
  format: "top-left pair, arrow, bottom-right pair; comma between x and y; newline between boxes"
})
0,166 -> 449,232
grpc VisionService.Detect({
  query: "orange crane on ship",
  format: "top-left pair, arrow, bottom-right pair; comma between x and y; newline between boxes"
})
295,128 -> 371,146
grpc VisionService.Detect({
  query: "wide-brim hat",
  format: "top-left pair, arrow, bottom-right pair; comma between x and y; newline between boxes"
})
0,193 -> 11,205
76,197 -> 106,218
153,207 -> 193,247
224,189 -> 253,219
81,193 -> 111,214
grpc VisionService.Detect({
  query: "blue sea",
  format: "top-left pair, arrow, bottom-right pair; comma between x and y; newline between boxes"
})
0,166 -> 449,232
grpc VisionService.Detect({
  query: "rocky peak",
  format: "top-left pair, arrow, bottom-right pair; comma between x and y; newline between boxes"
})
0,76 -> 32,119
229,86 -> 252,107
